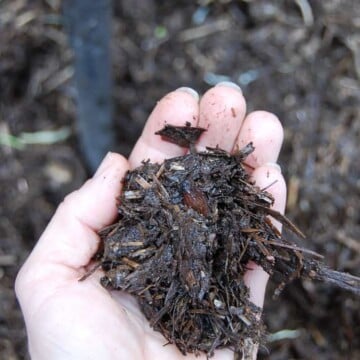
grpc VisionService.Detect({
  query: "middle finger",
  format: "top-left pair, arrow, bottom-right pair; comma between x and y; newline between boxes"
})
196,82 -> 247,152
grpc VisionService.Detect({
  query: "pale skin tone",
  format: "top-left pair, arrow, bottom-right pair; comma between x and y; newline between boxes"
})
15,83 -> 286,360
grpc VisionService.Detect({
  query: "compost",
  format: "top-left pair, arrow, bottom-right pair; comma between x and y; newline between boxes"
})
98,124 -> 359,357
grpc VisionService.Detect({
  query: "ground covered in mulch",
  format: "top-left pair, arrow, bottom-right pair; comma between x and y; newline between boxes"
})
0,1 -> 359,359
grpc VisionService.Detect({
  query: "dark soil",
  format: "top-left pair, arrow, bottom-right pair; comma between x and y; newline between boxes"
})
1,1 -> 359,359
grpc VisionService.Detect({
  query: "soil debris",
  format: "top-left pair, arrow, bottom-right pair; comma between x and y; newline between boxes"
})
155,121 -> 207,148
97,124 -> 360,357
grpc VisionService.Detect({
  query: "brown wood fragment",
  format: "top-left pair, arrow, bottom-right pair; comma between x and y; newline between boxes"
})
155,123 -> 206,147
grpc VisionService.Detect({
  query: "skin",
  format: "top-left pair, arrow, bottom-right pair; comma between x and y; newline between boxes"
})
15,84 -> 286,360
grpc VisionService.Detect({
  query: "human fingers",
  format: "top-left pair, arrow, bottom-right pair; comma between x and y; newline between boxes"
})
233,110 -> 284,307
129,88 -> 199,168
197,82 -> 246,152
243,164 -> 287,307
15,153 -> 129,300
235,111 -> 284,170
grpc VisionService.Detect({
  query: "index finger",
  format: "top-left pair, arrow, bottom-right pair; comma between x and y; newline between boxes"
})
128,88 -> 200,168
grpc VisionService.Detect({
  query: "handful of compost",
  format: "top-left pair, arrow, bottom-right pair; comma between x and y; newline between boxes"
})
95,124 -> 360,358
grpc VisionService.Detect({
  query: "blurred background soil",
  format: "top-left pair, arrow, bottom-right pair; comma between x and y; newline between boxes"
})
0,0 -> 359,359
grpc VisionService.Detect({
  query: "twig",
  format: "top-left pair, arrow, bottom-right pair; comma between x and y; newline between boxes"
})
307,265 -> 360,295
336,231 -> 360,254
294,0 -> 314,27
267,329 -> 302,342
0,127 -> 72,149
178,17 -> 230,42
266,240 -> 324,259
0,254 -> 17,267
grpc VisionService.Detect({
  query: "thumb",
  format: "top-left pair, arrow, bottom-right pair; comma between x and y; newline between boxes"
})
15,152 -> 128,300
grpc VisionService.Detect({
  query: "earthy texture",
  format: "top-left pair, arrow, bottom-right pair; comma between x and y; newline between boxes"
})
97,125 -> 359,357
1,1 -> 360,358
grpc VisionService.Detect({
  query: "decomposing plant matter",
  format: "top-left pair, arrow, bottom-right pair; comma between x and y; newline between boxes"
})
95,124 -> 360,358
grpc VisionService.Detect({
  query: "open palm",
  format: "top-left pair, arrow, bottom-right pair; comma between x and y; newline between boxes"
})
16,84 -> 286,360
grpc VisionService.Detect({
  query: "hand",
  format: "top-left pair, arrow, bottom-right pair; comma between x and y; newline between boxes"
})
16,83 -> 286,360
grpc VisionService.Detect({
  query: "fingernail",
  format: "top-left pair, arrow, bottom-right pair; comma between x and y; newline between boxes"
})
175,87 -> 199,101
94,152 -> 113,177
215,81 -> 242,92
265,162 -> 282,173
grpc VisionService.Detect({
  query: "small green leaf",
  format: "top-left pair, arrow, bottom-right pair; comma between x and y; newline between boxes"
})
154,25 -> 168,39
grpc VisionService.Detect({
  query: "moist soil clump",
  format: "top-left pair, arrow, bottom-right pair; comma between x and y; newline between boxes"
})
97,125 -> 359,357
